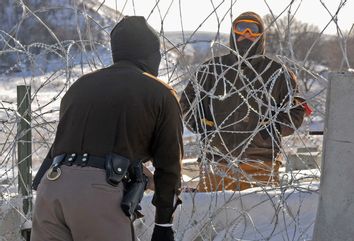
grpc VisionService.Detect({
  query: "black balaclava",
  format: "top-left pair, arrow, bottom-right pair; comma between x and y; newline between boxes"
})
110,16 -> 161,76
230,12 -> 265,58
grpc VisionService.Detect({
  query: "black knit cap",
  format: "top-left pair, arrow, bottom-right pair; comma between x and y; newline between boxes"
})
110,16 -> 161,75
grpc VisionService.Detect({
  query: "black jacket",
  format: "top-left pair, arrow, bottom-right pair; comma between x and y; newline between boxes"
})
180,12 -> 305,162
33,16 -> 183,224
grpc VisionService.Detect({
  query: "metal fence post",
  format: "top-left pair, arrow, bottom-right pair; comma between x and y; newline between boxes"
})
312,72 -> 354,241
17,85 -> 32,240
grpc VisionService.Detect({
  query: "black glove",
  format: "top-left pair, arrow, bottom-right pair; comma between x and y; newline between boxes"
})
151,225 -> 175,241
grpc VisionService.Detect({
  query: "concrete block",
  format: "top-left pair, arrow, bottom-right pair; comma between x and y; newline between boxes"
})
312,72 -> 354,241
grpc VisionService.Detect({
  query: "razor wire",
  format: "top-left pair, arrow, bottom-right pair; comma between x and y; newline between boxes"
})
0,0 -> 353,240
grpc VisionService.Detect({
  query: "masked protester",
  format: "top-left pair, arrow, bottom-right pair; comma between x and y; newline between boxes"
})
180,12 -> 307,191
31,16 -> 182,241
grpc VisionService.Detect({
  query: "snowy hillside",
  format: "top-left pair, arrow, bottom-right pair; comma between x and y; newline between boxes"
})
0,0 -> 120,42
0,0 -> 122,72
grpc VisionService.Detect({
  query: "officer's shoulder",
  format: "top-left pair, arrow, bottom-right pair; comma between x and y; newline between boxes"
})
142,72 -> 173,91
142,72 -> 179,100
72,69 -> 103,84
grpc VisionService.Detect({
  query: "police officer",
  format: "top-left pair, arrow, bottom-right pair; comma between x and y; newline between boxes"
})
31,16 -> 183,241
180,12 -> 306,191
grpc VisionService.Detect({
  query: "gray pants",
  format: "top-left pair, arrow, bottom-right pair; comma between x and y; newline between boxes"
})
31,165 -> 133,241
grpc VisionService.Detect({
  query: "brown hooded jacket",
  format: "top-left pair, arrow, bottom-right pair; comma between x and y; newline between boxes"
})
180,12 -> 305,162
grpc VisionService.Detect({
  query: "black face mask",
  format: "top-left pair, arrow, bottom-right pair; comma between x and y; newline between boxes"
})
236,36 -> 258,57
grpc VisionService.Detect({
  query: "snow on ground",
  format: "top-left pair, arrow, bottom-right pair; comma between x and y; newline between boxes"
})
131,161 -> 320,240
136,181 -> 319,241
0,166 -> 320,241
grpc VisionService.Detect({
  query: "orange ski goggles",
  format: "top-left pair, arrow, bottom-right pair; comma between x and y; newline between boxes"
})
233,19 -> 261,37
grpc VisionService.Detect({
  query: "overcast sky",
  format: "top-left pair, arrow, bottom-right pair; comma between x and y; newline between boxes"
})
104,0 -> 354,35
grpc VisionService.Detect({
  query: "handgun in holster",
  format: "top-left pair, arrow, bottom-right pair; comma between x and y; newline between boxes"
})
121,160 -> 148,220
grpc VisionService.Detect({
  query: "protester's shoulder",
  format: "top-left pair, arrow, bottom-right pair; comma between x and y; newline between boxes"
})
263,56 -> 298,87
264,56 -> 296,75
71,68 -> 105,85
262,55 -> 282,68
263,56 -> 290,70
141,72 -> 179,101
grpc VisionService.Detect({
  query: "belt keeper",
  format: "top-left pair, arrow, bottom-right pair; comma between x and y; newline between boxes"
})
81,153 -> 88,167
67,153 -> 77,166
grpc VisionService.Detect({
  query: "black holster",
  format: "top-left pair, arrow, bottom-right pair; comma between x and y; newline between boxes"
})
121,160 -> 148,218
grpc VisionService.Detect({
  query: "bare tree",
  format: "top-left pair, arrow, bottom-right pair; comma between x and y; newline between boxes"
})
264,14 -> 322,92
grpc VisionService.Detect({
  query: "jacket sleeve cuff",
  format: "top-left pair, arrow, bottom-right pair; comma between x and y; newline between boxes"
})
155,223 -> 173,227
155,207 -> 174,224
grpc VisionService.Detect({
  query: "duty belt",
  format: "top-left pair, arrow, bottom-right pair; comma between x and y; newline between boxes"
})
62,153 -> 106,169
47,153 -> 106,180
